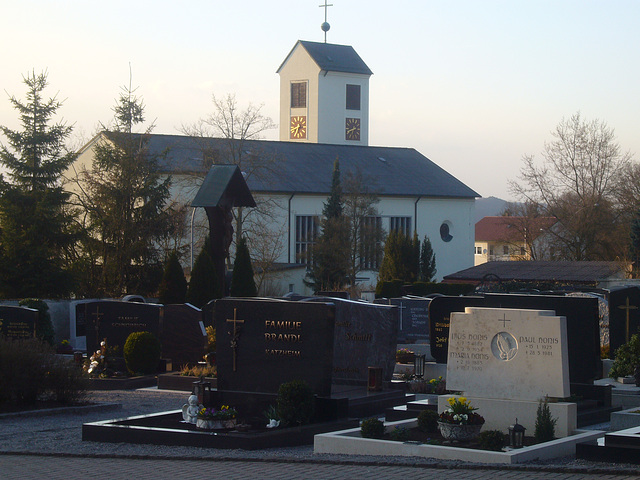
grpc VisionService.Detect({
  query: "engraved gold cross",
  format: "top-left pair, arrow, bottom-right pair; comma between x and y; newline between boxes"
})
226,308 -> 245,372
618,296 -> 638,342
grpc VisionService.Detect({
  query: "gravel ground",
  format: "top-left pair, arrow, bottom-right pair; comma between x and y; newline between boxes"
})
0,388 -> 638,474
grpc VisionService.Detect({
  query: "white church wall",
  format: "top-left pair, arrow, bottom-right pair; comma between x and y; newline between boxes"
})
317,71 -> 370,145
278,44 -> 320,143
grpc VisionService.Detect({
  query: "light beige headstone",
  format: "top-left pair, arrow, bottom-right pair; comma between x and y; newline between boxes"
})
446,307 -> 570,401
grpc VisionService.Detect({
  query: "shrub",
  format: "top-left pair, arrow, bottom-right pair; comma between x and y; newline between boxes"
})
360,417 -> 385,438
534,396 -> 557,443
158,251 -> 188,304
19,298 -> 54,346
417,409 -> 439,433
123,331 -> 162,375
186,241 -> 219,308
230,237 -> 257,297
478,430 -> 507,451
610,333 -> 640,378
390,426 -> 410,442
276,379 -> 315,427
0,337 -> 87,408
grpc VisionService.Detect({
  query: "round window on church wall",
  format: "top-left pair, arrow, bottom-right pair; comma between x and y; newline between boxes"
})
440,222 -> 453,242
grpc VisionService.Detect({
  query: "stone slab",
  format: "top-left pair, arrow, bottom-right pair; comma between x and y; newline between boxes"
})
214,298 -> 335,396
438,394 -> 577,437
446,307 -> 570,401
314,418 -> 600,464
0,305 -> 37,339
611,407 -> 640,431
376,297 -> 430,343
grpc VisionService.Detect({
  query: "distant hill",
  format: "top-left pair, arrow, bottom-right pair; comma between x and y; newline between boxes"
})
475,197 -> 508,222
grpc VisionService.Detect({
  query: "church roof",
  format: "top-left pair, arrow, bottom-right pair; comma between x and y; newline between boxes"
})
277,40 -> 373,76
138,133 -> 478,199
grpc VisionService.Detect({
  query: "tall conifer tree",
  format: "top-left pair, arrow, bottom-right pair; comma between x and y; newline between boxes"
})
0,72 -> 76,298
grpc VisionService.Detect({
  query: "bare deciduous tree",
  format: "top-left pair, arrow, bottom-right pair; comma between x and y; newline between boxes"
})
509,112 -> 632,261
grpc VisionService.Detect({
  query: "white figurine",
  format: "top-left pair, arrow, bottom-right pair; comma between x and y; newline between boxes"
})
181,395 -> 200,424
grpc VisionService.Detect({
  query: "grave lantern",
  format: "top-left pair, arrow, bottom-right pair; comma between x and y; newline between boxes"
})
193,377 -> 212,407
508,418 -> 526,449
414,354 -> 426,379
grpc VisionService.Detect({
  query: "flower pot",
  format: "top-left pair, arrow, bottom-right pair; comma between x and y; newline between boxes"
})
437,421 -> 483,442
196,418 -> 223,430
196,418 -> 236,430
396,353 -> 415,364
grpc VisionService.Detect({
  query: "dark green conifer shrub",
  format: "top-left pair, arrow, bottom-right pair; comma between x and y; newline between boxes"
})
610,333 -> 640,378
186,241 -> 219,308
158,251 -> 188,304
230,237 -> 257,297
19,298 -> 54,346
534,396 -> 557,443
276,379 -> 315,426
123,331 -> 161,375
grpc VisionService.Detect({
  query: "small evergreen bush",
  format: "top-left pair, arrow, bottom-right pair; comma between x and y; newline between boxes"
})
390,426 -> 410,442
276,379 -> 315,426
123,331 -> 162,375
534,396 -> 557,443
360,417 -> 385,438
610,333 -> 640,378
478,430 -> 507,451
186,240 -> 219,308
417,409 -> 439,433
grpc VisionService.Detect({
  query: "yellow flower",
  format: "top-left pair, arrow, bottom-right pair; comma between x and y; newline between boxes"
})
459,396 -> 467,405
448,397 -> 456,406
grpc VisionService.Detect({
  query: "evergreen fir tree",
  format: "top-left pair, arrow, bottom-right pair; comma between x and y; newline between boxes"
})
0,71 -> 76,298
230,237 -> 257,297
419,235 -> 437,282
304,159 -> 349,292
410,231 -> 420,282
158,251 -> 187,304
186,241 -> 219,308
377,231 -> 414,283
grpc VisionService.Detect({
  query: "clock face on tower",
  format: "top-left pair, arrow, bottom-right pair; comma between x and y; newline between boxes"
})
345,117 -> 361,141
290,116 -> 307,139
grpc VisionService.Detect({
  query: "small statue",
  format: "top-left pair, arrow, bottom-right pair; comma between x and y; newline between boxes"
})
182,395 -> 200,424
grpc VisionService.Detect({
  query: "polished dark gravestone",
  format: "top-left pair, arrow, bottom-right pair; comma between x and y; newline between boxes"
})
376,297 -> 431,343
428,293 -> 601,383
607,286 -> 640,355
0,305 -> 38,339
307,297 -> 397,386
83,300 -> 162,355
161,304 -> 207,367
214,297 -> 335,396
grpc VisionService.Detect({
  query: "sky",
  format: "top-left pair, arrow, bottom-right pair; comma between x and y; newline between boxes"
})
1,0 -> 639,201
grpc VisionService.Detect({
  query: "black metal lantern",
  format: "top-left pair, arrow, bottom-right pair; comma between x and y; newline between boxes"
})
509,418 -> 526,449
193,377 -> 212,407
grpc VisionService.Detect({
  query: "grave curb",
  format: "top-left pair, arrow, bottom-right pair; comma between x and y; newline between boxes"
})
0,402 -> 122,420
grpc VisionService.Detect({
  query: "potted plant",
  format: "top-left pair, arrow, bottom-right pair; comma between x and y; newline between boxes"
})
438,396 -> 485,441
196,405 -> 238,430
396,348 -> 415,364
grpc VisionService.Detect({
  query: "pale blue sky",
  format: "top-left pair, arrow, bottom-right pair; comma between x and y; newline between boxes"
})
1,0 -> 638,200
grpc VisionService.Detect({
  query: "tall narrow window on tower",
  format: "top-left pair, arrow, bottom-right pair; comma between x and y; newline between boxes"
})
346,84 -> 361,110
291,82 -> 307,108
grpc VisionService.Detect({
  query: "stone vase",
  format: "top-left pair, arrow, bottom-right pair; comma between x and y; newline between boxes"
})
437,421 -> 483,442
196,418 -> 236,430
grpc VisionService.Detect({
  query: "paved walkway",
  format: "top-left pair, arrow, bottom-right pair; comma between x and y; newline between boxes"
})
2,454 -> 640,480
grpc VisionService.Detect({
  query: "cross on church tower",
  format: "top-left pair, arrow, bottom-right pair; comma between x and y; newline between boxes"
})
226,308 -> 245,372
319,0 -> 333,43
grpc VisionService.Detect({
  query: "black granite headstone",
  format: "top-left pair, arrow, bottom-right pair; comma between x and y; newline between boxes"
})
307,297 -> 397,386
84,300 -> 162,355
0,305 -> 38,339
428,294 -> 601,384
377,297 -> 431,343
428,296 -> 484,363
161,304 -> 207,367
214,298 -> 335,396
608,287 -> 640,355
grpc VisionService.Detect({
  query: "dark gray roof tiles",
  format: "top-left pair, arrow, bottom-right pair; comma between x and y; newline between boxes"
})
277,40 -> 373,76
443,261 -> 626,283
132,133 -> 478,199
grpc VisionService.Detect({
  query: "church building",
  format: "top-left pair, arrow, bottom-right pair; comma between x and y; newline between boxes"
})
72,39 -> 479,296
